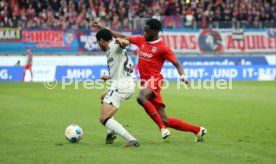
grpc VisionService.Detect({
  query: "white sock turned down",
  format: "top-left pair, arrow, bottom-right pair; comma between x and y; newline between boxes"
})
105,118 -> 136,141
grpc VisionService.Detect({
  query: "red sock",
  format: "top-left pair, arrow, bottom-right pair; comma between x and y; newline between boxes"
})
143,101 -> 166,129
167,118 -> 200,134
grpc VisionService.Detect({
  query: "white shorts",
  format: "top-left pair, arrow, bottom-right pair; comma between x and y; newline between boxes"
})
103,80 -> 135,109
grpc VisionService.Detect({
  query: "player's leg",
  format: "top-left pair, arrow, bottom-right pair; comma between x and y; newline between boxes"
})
136,87 -> 170,139
157,105 -> 207,141
22,67 -> 27,81
100,103 -> 138,145
29,67 -> 33,82
157,105 -> 200,133
99,100 -> 117,144
100,90 -> 108,104
136,87 -> 167,130
100,90 -> 139,146
100,90 -> 115,142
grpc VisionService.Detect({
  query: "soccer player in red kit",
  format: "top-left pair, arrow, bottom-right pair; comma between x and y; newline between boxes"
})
93,19 -> 207,141
22,48 -> 33,81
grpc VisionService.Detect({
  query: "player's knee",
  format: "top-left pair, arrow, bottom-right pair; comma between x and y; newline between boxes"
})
136,96 -> 141,105
99,116 -> 111,125
99,117 -> 104,124
162,118 -> 168,125
136,95 -> 145,105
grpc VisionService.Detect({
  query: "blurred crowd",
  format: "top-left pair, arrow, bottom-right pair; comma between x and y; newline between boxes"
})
0,0 -> 275,29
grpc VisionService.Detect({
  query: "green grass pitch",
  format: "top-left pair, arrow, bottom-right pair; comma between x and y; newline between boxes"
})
0,81 -> 276,164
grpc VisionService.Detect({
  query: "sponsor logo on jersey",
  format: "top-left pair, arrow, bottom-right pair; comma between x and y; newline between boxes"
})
139,51 -> 153,59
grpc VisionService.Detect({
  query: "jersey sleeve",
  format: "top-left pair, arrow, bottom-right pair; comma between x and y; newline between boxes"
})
162,45 -> 177,62
129,35 -> 144,47
110,42 -> 124,56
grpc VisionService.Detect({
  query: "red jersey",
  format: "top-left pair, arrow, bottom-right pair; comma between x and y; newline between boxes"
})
129,36 -> 176,80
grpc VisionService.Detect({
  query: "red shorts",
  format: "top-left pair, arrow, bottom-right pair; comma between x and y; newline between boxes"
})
25,65 -> 32,70
141,75 -> 165,110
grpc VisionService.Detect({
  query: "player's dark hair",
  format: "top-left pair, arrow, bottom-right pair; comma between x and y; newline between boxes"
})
96,29 -> 112,41
145,18 -> 163,32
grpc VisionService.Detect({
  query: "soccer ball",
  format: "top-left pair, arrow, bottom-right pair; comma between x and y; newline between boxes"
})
65,124 -> 83,143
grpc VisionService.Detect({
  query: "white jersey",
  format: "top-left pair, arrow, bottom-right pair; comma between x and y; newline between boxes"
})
103,42 -> 134,108
107,42 -> 132,81
106,42 -> 134,92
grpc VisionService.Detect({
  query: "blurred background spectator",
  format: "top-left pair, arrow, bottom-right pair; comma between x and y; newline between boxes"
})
0,0 -> 275,29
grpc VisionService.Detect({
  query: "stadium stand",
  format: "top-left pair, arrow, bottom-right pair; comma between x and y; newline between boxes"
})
0,0 -> 275,29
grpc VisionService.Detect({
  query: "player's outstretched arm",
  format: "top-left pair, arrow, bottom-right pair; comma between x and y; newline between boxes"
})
92,21 -> 128,39
115,37 -> 130,47
171,60 -> 190,86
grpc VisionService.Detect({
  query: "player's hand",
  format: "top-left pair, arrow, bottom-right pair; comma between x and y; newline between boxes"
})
180,75 -> 190,87
129,64 -> 134,73
92,21 -> 105,30
115,38 -> 124,46
100,75 -> 110,81
115,37 -> 130,47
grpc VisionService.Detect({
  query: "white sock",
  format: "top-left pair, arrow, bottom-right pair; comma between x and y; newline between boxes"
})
106,117 -> 114,134
105,118 -> 136,141
107,117 -> 113,133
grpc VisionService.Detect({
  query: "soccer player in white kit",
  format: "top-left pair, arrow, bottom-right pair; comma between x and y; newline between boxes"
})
96,29 -> 139,147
